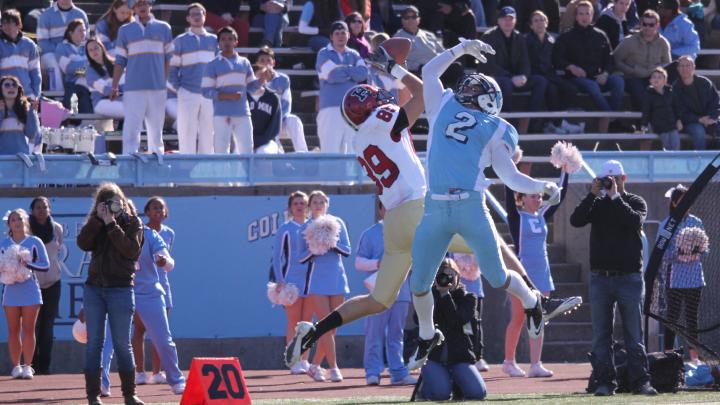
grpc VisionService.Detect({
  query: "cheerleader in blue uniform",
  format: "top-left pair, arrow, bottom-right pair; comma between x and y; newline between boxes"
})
1,208 -> 50,379
272,191 -> 312,375
503,171 -> 569,378
133,196 -> 176,385
298,190 -> 351,383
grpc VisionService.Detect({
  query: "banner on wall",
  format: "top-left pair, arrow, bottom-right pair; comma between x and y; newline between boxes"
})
0,194 -> 376,341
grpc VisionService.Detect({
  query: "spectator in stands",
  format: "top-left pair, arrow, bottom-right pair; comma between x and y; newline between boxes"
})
0,76 -> 41,155
659,0 -> 700,60
418,258 -> 487,401
569,160 -> 657,397
636,0 -> 660,15
452,253 -> 489,372
481,6 -> 548,132
37,0 -> 88,93
559,0 -> 602,33
346,12 -> 371,58
249,66 -> 283,153
77,182 -> 144,405
394,6 -> 465,87
500,0 -> 561,34
202,26 -> 259,154
56,19 -> 92,113
525,10 -> 583,134
85,39 -> 124,119
642,67 -> 682,149
0,10 -> 42,103
202,0 -> 249,47
553,0 -> 625,131
299,0 -> 343,52
595,0 -> 632,49
250,0 -> 289,48
416,0 -> 477,49
614,9 -> 671,111
169,3 -> 217,155
673,55 -> 720,150
370,0 -> 401,34
255,47 -> 308,152
315,21 -> 367,153
357,201 -> 415,386
95,0 -> 133,57
29,197 -> 64,376
111,0 -> 173,155
340,0 -> 371,22
1,208 -> 49,381
0,0 -> 49,33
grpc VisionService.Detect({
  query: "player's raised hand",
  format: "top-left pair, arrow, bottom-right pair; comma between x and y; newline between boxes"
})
459,37 -> 495,63
542,182 -> 562,206
365,46 -> 396,74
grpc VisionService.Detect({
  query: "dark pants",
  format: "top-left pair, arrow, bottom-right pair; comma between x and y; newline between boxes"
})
495,74 -> 548,112
571,74 -> 625,111
663,287 -> 702,350
589,272 -> 650,391
546,74 -> 579,125
62,82 -> 93,113
624,77 -> 650,111
472,298 -> 484,359
33,280 -> 61,373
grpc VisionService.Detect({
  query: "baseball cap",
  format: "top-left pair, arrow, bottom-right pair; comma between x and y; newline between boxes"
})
600,160 -> 625,177
498,6 -> 517,18
128,0 -> 154,8
330,21 -> 349,33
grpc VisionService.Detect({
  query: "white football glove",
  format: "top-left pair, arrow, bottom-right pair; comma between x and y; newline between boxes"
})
542,182 -> 562,207
458,37 -> 495,63
365,46 -> 397,74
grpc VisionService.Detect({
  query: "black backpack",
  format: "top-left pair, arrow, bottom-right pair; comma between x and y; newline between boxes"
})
647,350 -> 685,393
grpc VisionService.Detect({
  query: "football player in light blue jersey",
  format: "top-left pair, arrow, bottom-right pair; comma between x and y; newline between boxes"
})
407,38 -> 565,370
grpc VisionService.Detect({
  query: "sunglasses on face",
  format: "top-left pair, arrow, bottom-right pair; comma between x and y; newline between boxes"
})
2,81 -> 18,89
641,21 -> 656,27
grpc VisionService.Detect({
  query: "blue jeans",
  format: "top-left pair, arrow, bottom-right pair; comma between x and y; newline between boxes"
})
494,74 -> 548,112
659,129 -> 681,151
684,122 -> 712,150
308,35 -> 330,52
420,360 -> 486,400
363,301 -> 410,383
471,0 -> 486,27
251,13 -> 288,48
571,75 -> 624,111
589,272 -> 649,390
83,284 -> 135,373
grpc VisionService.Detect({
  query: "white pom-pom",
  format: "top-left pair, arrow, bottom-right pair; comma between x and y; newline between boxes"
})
676,227 -> 709,262
0,245 -> 31,285
266,282 -> 300,306
304,216 -> 340,256
454,253 -> 480,281
267,282 -> 282,306
549,141 -> 584,174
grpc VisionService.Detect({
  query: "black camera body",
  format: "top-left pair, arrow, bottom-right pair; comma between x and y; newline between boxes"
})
104,199 -> 123,214
597,176 -> 614,190
436,271 -> 454,287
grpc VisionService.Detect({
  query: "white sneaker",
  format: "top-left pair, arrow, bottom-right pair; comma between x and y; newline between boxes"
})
476,358 -> 490,372
307,364 -> 325,382
561,119 -> 585,134
290,360 -> 308,374
151,372 -> 167,384
528,362 -> 553,378
328,367 -> 343,382
21,365 -> 34,379
502,361 -> 526,377
171,381 -> 186,394
100,385 -> 111,397
10,365 -> 22,378
135,371 -> 148,385
391,375 -> 418,385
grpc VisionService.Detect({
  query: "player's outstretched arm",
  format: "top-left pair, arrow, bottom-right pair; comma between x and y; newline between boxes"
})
422,39 -> 494,117
491,138 -> 546,195
366,46 -> 424,125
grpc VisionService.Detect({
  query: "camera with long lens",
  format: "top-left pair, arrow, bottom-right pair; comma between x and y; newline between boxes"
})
436,271 -> 454,287
596,176 -> 614,190
104,200 -> 123,214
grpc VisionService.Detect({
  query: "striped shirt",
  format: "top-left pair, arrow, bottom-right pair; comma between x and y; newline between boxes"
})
0,108 -> 41,155
95,18 -> 117,55
86,65 -> 124,107
316,44 -> 368,110
37,3 -> 89,54
55,40 -> 88,86
201,53 -> 259,117
169,29 -> 218,94
0,33 -> 42,99
266,72 -> 292,119
115,18 -> 174,91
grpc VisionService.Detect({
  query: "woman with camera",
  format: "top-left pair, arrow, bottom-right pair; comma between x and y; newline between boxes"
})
2,208 -> 50,379
418,258 -> 486,401
77,182 -> 144,405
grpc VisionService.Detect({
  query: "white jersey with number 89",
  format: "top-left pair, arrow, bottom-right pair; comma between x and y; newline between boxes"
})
353,104 -> 427,210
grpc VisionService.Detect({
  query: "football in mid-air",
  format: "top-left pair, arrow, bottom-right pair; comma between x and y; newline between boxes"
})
379,37 -> 411,65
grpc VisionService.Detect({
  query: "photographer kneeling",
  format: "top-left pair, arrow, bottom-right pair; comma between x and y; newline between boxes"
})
419,258 -> 487,401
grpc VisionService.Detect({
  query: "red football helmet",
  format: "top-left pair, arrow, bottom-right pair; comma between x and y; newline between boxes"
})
341,84 -> 396,130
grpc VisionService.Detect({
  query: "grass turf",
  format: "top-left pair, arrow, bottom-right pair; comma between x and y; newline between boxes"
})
125,391 -> 720,405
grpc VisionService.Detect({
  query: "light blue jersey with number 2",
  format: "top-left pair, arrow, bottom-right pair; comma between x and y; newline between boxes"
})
427,89 -> 519,193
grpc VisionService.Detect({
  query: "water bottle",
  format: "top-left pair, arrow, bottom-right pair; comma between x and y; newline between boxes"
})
70,93 -> 78,114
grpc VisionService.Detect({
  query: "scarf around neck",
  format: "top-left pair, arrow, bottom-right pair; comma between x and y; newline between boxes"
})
30,215 -> 55,244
